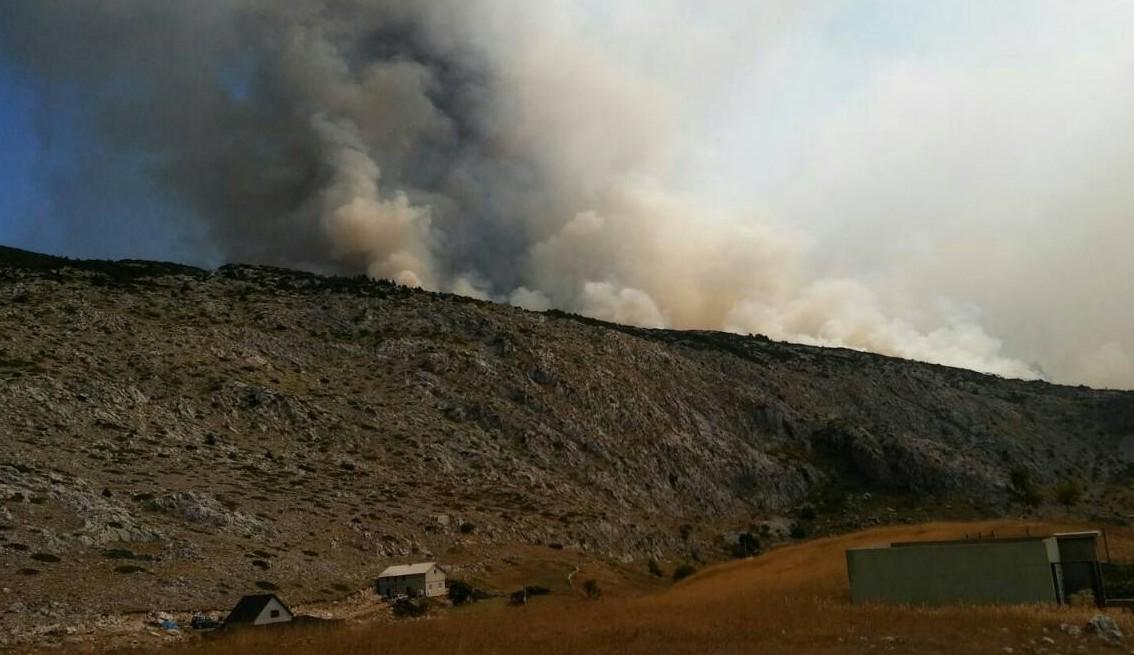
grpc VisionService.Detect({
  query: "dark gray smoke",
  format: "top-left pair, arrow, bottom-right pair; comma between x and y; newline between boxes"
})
2,1 -> 549,287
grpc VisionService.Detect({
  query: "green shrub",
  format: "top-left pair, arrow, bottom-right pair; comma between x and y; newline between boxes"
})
647,558 -> 663,577
789,524 -> 808,540
582,579 -> 601,599
459,521 -> 476,534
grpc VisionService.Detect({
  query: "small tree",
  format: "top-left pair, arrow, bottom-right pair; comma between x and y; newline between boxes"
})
789,523 -> 808,540
582,578 -> 601,599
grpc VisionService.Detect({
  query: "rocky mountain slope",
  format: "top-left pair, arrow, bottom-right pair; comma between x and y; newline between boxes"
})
1,244 -> 1132,643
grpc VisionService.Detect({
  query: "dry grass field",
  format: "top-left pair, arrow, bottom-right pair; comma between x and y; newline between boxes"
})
43,520 -> 1133,655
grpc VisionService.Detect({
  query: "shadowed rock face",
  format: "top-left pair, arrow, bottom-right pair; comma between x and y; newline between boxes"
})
0,244 -> 1131,624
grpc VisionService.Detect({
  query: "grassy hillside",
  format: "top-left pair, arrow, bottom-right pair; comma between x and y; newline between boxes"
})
2,246 -> 1133,647
59,521 -> 1133,655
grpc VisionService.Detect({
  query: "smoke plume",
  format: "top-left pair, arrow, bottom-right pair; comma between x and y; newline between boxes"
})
3,1 -> 1131,387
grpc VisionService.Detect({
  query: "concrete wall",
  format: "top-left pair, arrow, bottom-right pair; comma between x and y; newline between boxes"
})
847,540 -> 1059,606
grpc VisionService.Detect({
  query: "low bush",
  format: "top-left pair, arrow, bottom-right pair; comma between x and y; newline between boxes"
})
448,580 -> 492,606
1010,467 -> 1044,506
392,597 -> 429,618
672,564 -> 696,582
1055,479 -> 1083,506
731,533 -> 760,558
103,548 -> 154,561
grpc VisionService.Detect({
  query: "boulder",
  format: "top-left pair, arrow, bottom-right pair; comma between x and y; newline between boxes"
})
1087,614 -> 1123,644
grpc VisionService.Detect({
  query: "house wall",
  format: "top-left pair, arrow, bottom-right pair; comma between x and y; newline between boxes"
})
378,567 -> 448,598
424,567 -> 447,597
253,598 -> 292,625
847,540 -> 1059,606
379,573 -> 428,597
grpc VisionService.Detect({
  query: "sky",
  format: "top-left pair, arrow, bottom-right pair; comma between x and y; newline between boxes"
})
0,1 -> 1132,389
0,62 -> 44,249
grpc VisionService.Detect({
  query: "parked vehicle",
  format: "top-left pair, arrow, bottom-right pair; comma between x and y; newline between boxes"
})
190,615 -> 222,630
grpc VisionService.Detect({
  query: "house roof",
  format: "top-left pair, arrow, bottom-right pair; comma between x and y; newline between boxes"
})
377,562 -> 439,578
225,594 -> 292,624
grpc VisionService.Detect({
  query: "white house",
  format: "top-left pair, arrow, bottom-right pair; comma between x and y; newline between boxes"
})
376,562 -> 447,598
224,594 -> 294,627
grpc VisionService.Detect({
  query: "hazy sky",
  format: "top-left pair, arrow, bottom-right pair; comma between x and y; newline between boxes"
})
1,1 -> 1132,389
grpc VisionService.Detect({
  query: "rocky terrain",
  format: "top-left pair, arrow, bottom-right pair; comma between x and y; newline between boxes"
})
1,244 -> 1132,647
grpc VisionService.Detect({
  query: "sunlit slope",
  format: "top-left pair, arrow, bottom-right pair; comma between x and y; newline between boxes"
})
135,521 -> 1134,655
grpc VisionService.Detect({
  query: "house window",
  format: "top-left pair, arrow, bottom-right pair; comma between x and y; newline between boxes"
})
270,610 -> 280,618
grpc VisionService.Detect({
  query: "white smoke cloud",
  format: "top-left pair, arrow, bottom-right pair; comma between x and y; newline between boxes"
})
312,114 -> 435,288
725,279 -> 1036,379
1074,342 -> 1134,392
508,287 -> 552,312
580,282 -> 668,329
